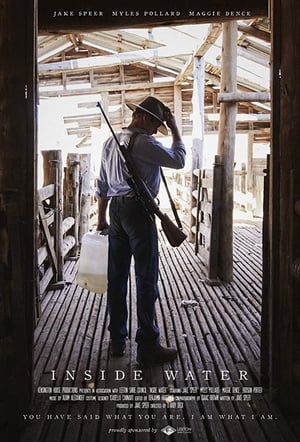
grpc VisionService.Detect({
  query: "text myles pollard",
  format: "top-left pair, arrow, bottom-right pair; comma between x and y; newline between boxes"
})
52,10 -> 252,18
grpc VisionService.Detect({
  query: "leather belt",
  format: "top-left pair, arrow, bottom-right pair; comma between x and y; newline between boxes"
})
112,194 -> 136,202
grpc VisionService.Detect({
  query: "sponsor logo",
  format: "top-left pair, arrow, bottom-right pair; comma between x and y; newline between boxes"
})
177,426 -> 192,434
161,425 -> 177,436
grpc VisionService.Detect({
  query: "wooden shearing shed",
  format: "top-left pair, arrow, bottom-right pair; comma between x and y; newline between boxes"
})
1,0 -> 300,440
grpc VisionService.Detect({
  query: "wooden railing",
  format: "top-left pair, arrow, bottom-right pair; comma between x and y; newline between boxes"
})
190,155 -> 223,283
36,149 -> 94,315
37,183 -> 75,296
37,151 -> 77,315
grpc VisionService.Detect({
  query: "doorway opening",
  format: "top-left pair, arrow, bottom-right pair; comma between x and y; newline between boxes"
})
26,17 -> 282,441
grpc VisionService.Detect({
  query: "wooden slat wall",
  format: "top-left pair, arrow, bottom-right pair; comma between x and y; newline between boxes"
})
268,0 -> 300,415
0,0 -> 36,439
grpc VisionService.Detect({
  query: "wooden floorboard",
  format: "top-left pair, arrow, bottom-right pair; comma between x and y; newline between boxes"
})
20,222 -> 300,442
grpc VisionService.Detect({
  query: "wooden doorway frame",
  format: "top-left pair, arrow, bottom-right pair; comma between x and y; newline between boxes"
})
3,0 -> 300,437
0,0 -> 37,438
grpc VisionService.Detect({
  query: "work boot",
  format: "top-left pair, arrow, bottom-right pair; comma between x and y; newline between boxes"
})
137,344 -> 178,367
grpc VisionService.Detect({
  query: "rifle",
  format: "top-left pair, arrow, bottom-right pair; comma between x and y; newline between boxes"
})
96,101 -> 187,247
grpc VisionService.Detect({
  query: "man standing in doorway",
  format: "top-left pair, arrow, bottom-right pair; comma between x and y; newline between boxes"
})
96,96 -> 186,367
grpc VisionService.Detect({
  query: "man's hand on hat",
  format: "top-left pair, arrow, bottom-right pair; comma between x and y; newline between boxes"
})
164,108 -> 178,132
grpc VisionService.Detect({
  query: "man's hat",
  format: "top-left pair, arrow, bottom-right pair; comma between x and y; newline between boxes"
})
126,96 -> 168,135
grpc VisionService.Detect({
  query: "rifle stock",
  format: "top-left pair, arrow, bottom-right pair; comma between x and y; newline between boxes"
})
158,212 -> 187,247
128,174 -> 187,247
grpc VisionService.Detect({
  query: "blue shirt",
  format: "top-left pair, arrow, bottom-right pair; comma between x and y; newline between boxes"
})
96,127 -> 186,199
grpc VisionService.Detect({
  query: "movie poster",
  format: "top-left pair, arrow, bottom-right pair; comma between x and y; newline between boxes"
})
18,0 -> 297,441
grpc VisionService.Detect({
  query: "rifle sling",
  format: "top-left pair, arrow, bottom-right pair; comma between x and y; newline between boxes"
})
160,167 -> 183,230
126,132 -> 139,153
126,133 -> 183,230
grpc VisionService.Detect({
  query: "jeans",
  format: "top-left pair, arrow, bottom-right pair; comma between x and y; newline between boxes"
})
107,196 -> 160,350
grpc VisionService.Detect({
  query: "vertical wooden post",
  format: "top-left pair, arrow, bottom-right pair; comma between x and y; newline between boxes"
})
79,153 -> 91,241
120,66 -> 126,127
247,132 -> 254,212
42,150 -> 64,282
64,153 -> 81,256
190,56 -> 205,241
261,154 -> 270,388
269,0 -> 300,414
208,155 -> 223,281
217,21 -> 237,282
0,0 -> 36,437
267,0 -> 281,402
174,85 -> 182,134
241,162 -> 246,194
101,91 -> 109,116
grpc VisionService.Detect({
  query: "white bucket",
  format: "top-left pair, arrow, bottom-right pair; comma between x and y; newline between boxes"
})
77,231 -> 108,294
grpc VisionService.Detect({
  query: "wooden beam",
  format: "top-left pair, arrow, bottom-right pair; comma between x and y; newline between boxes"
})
80,31 -> 160,53
174,85 -> 182,133
175,23 -> 222,85
217,21 -> 238,282
38,46 -> 193,74
206,113 -> 270,122
247,132 -> 254,207
38,193 -> 58,273
268,0 -> 300,415
174,55 -> 194,85
237,23 -> 270,43
190,56 -> 205,242
120,65 -> 126,126
218,91 -> 270,103
237,45 -> 270,67
78,154 -> 91,240
38,183 -> 55,201
39,79 -> 175,97
41,150 -> 64,281
206,71 -> 269,95
0,0 -> 37,435
38,35 -> 73,63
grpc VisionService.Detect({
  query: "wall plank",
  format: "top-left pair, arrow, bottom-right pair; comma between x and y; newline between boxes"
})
268,0 -> 300,414
0,0 -> 37,438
